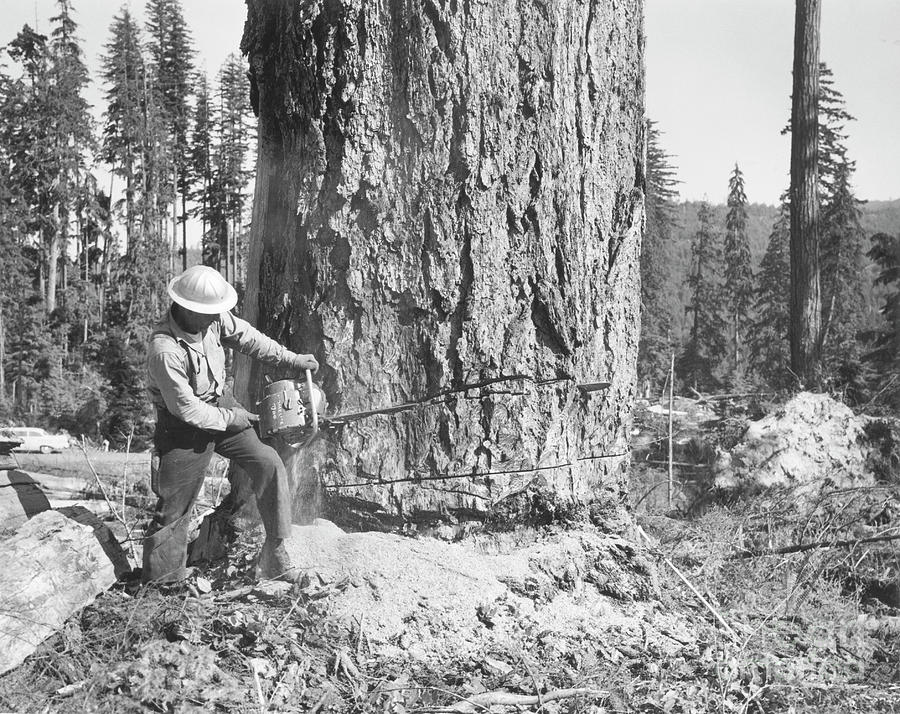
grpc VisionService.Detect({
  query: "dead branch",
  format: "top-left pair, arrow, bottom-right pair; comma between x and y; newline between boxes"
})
688,387 -> 774,403
637,526 -> 739,641
443,687 -> 606,712
732,529 -> 900,559
78,437 -> 138,563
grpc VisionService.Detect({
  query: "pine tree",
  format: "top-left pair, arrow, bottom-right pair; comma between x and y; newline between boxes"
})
189,72 -> 213,252
47,0 -> 95,316
820,161 -> 869,398
0,63 -> 33,403
723,164 -> 753,384
202,54 -> 254,284
145,0 -> 195,272
638,119 -> 680,394
3,6 -> 93,321
817,65 -> 854,206
774,62 -> 868,391
788,0 -> 822,385
749,206 -> 792,388
864,232 -> 900,405
813,69 -> 870,393
100,7 -> 145,251
678,201 -> 727,390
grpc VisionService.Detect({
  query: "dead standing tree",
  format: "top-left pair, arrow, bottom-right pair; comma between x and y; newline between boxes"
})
789,0 -> 822,385
233,0 -> 645,530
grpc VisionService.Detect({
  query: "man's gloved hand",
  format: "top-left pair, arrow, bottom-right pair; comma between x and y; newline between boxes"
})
294,354 -> 319,373
227,407 -> 259,432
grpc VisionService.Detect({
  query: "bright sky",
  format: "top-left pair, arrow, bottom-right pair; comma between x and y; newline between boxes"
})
3,0 -> 899,206
646,0 -> 900,204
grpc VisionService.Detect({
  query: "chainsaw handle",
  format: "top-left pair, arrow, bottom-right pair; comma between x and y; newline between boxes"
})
305,369 -> 319,435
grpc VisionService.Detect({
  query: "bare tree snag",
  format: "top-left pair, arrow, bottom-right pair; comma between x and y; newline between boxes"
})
789,0 -> 822,384
0,510 -> 117,675
234,0 -> 645,530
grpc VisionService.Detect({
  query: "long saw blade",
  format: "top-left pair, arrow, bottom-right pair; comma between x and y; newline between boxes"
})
322,377 -> 611,426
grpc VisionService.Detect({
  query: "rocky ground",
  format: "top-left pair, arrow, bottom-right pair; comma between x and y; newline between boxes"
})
2,393 -> 900,712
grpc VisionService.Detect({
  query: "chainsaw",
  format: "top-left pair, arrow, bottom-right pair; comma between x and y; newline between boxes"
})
258,370 -> 612,447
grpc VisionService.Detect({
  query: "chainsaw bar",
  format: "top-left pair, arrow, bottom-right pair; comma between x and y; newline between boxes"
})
322,377 -> 611,426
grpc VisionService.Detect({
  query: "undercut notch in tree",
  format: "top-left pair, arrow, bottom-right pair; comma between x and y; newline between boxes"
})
216,0 -> 644,534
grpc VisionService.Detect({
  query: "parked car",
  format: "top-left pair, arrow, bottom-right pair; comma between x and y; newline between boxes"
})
0,427 -> 71,454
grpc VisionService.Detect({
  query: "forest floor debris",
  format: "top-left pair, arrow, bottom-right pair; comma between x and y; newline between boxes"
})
2,392 -> 900,712
2,496 -> 899,712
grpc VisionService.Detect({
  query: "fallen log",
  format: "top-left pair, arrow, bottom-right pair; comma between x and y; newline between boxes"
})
0,469 -> 117,532
0,510 -> 117,675
0,469 -> 53,529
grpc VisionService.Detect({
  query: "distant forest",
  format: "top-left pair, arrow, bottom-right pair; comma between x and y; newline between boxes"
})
0,0 -> 255,447
639,65 -> 900,405
1,1 -> 899,448
659,199 -> 900,348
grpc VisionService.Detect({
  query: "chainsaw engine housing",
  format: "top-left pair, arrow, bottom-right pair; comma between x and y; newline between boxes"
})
258,378 -> 326,445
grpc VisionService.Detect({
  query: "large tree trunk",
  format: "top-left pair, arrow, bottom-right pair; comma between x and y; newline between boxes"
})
236,0 -> 644,531
789,0 -> 822,384
0,305 -> 5,397
46,224 -> 60,315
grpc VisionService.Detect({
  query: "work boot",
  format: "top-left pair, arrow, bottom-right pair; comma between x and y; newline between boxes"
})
256,537 -> 299,582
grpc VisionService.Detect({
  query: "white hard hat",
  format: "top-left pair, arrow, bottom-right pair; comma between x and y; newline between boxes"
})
167,266 -> 238,314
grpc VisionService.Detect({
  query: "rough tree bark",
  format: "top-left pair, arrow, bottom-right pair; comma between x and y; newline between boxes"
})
789,0 -> 822,385
235,0 -> 645,531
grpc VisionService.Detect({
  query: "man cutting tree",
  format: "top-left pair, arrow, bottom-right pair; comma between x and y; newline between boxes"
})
143,265 -> 318,584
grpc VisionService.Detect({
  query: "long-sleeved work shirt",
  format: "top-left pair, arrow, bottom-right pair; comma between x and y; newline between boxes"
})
147,308 -> 306,431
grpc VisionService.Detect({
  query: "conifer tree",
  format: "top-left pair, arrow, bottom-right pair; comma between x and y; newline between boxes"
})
749,206 -> 793,388
820,161 -> 869,397
773,62 -> 868,391
189,72 -> 212,252
201,54 -> 254,283
865,232 -> 900,405
101,7 -> 145,251
100,6 -> 169,334
638,119 -> 680,393
812,68 -> 870,391
4,6 -> 93,319
0,64 -> 32,403
47,0 -> 94,315
723,164 -> 753,384
678,201 -> 727,390
145,0 -> 195,272
788,0 -> 822,385
817,65 -> 854,205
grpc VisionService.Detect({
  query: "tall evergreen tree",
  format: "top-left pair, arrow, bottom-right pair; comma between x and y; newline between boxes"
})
678,201 -> 727,390
100,7 -> 145,251
820,161 -> 869,397
4,6 -> 93,320
788,0 -> 822,386
0,63 -> 33,404
47,0 -> 95,315
145,0 -> 195,273
749,206 -> 793,388
189,72 -> 212,255
638,119 -> 680,393
201,54 -> 254,284
723,164 -> 753,384
817,65 -> 855,206
812,68 -> 870,392
865,232 -> 900,405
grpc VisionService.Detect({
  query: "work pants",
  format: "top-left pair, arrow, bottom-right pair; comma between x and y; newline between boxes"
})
142,410 -> 292,583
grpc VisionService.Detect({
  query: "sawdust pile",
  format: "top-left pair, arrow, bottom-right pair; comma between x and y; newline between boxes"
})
714,392 -> 877,492
284,520 -> 690,669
